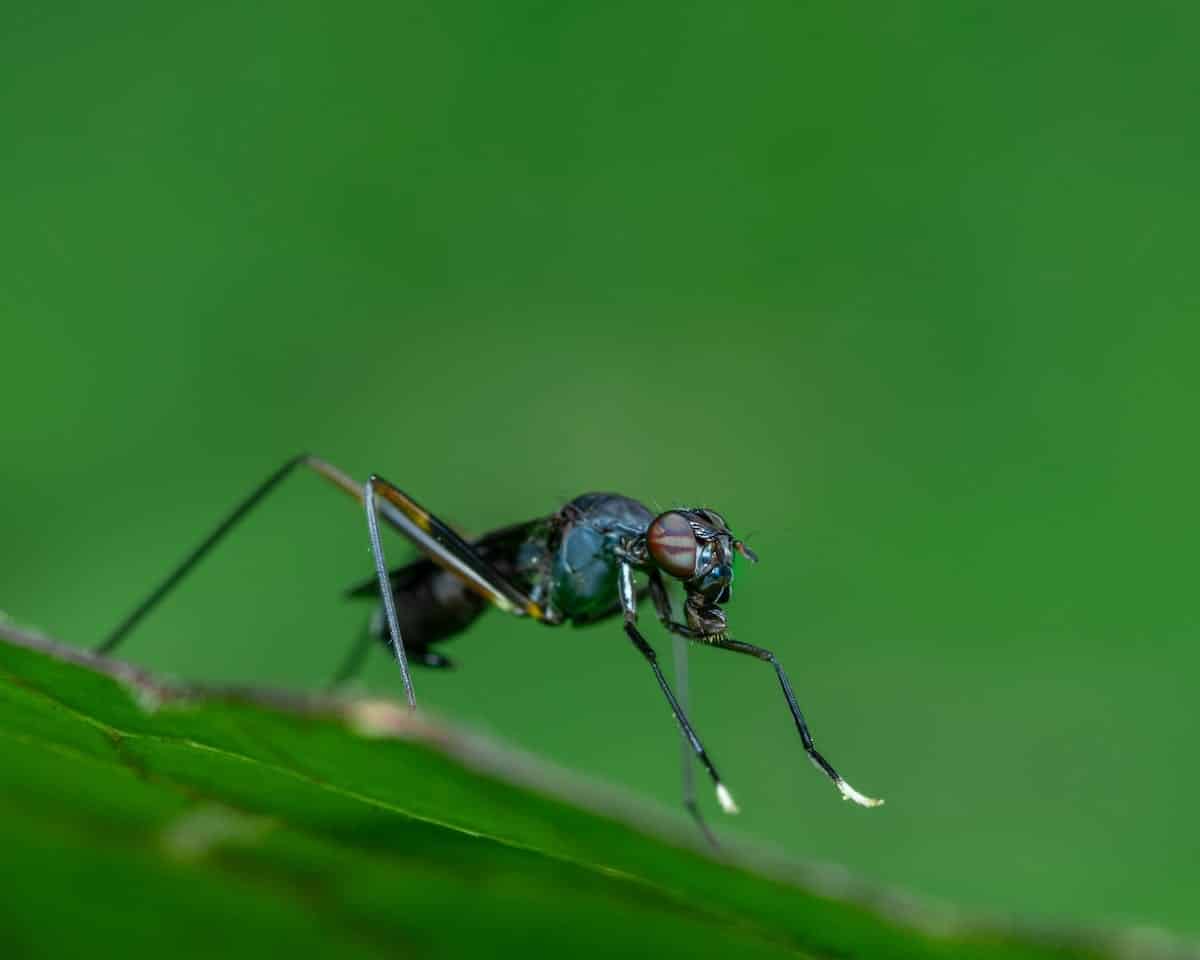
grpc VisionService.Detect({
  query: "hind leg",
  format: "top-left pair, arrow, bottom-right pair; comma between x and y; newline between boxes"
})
100,454 -> 547,709
326,608 -> 456,690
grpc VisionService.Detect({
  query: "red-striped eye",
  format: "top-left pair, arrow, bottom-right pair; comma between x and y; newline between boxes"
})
647,511 -> 699,579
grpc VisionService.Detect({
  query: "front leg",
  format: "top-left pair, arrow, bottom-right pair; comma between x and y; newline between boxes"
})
710,636 -> 883,808
649,569 -> 701,638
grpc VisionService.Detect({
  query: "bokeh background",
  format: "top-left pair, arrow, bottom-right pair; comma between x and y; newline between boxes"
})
4,0 -> 1197,939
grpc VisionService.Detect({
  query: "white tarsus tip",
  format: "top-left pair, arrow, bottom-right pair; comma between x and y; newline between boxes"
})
837,778 -> 884,808
715,783 -> 739,815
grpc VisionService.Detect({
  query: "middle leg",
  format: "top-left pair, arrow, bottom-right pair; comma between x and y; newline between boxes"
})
652,570 -> 718,843
619,563 -> 738,817
673,630 -> 718,846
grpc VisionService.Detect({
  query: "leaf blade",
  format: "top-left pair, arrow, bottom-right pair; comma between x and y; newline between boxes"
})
0,622 -> 1188,960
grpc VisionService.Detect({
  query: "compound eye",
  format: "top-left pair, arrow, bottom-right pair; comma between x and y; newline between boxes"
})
647,511 -> 699,579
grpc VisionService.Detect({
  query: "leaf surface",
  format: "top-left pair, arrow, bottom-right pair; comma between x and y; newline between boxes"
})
0,623 -> 1180,960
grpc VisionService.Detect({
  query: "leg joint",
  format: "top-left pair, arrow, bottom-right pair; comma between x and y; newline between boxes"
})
624,622 -> 656,660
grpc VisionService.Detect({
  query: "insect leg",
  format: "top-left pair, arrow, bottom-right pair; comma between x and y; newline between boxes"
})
98,454 -> 549,658
364,475 -> 415,707
326,619 -> 376,689
98,454 -> 323,654
648,569 -> 700,639
327,624 -> 455,689
711,636 -> 883,808
619,564 -> 737,816
651,571 -> 717,843
673,631 -> 718,846
99,453 -> 398,656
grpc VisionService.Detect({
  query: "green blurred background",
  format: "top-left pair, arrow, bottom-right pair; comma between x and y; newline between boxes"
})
3,0 -> 1197,939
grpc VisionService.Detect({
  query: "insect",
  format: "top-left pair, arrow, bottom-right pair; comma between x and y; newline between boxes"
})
98,454 -> 882,839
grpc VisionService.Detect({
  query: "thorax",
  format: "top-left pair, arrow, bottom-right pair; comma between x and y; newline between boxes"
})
518,493 -> 653,623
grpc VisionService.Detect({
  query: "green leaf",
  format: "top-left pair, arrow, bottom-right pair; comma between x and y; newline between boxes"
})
0,621 -> 1182,960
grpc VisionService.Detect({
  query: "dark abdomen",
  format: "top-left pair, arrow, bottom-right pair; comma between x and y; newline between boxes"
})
349,519 -> 540,662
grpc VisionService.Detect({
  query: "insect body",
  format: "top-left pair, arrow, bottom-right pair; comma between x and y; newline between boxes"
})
98,455 -> 882,838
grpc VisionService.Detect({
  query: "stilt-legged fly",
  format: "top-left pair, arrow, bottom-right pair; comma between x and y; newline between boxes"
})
98,454 -> 882,840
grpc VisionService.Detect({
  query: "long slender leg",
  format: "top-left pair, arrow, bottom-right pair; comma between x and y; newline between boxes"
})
626,623 -> 738,815
711,636 -> 883,808
327,616 -> 455,689
98,454 -> 371,654
618,564 -> 737,816
365,475 -> 415,707
98,455 -> 308,653
98,454 -> 550,656
327,618 -> 377,689
654,571 -> 717,843
673,631 -> 718,846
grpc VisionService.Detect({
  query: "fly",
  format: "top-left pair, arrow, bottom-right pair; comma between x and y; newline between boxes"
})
97,454 -> 883,842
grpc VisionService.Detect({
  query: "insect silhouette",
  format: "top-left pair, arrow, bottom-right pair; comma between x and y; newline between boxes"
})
98,454 -> 883,839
